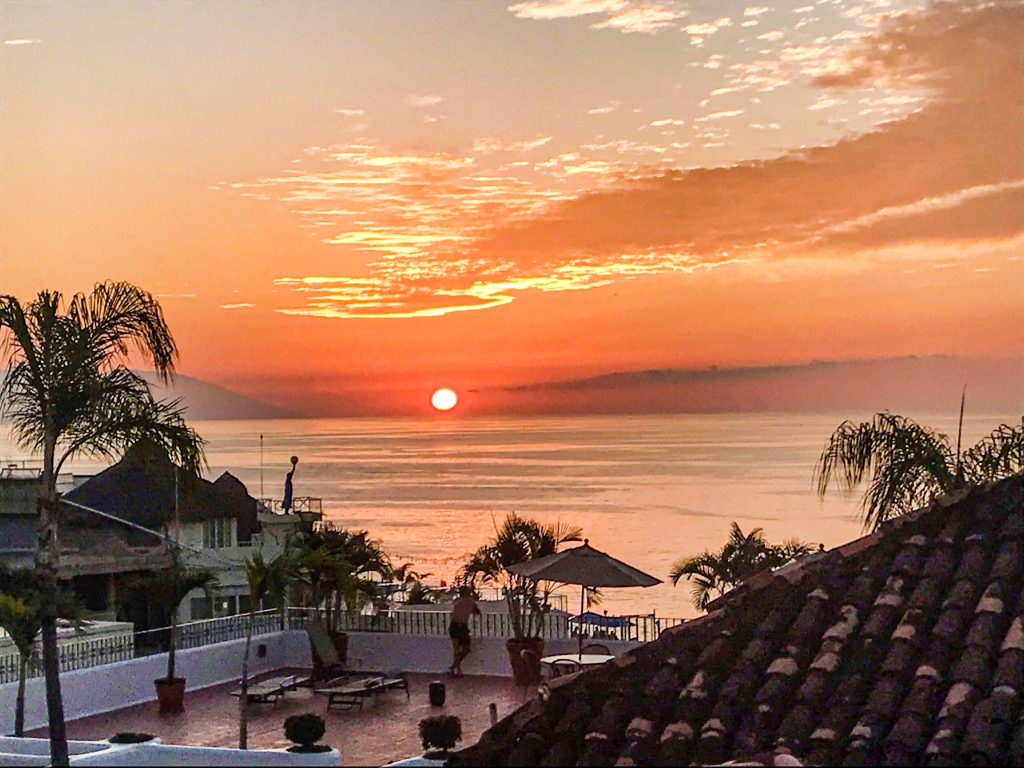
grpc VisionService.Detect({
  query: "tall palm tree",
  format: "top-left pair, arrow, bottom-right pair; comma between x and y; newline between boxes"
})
459,513 -> 582,640
239,552 -> 292,749
0,282 -> 204,766
670,522 -> 815,611
815,412 -> 1024,531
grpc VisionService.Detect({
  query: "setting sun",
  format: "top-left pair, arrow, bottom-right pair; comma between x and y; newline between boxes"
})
431,388 -> 458,411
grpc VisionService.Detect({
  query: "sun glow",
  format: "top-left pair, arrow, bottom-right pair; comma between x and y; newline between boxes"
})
431,388 -> 458,411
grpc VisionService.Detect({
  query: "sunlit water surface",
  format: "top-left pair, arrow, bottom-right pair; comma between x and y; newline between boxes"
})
2,411 -> 1013,618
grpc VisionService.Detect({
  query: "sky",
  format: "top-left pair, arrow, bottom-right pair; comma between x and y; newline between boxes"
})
1,0 -> 1022,415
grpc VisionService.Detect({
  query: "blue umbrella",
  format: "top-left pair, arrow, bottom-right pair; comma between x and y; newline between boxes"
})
569,611 -> 631,628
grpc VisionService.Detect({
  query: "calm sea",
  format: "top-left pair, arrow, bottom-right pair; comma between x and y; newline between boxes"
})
1,412 -> 1014,618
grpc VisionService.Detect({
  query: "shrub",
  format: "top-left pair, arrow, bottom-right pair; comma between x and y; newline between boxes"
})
284,713 -> 328,753
419,715 -> 463,755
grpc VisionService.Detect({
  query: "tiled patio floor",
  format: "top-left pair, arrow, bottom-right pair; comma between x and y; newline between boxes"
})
29,671 -> 529,766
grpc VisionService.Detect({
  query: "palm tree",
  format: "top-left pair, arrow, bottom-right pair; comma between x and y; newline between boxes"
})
239,552 -> 292,749
0,567 -> 80,737
0,282 -> 204,765
292,526 -> 391,632
670,523 -> 815,611
815,412 -> 1024,531
459,513 -> 582,640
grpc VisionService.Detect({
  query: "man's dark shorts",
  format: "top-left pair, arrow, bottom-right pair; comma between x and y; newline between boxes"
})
449,620 -> 471,646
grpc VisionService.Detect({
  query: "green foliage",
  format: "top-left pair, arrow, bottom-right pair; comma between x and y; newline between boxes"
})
815,413 -> 1024,531
459,512 -> 582,639
244,551 -> 292,614
0,567 -> 81,657
670,523 -> 816,611
283,713 -> 326,747
418,715 -> 462,753
291,525 -> 391,631
0,282 -> 206,478
404,580 -> 436,605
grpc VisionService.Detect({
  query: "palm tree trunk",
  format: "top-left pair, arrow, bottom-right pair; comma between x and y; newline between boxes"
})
167,610 -> 177,680
15,653 -> 27,737
239,612 -> 253,749
39,430 -> 69,766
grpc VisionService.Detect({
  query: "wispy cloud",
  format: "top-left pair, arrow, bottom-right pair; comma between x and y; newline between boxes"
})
588,102 -> 620,114
223,1 -> 1021,320
472,135 -> 552,154
406,94 -> 443,108
507,0 -> 686,33
4,38 -> 41,46
333,108 -> 365,116
220,303 -> 257,310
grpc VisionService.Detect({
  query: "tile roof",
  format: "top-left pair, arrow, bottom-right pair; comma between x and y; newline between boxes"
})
451,474 -> 1023,767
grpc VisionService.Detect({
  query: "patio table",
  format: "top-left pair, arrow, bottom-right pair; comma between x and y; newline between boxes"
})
540,653 -> 614,668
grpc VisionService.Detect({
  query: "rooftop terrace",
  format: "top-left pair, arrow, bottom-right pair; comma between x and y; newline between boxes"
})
29,671 -> 524,767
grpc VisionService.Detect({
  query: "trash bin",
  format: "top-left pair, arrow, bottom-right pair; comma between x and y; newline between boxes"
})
428,680 -> 446,706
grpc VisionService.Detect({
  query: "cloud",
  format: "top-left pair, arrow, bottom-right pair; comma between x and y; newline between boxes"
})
220,303 -> 257,310
333,108 -> 365,116
4,38 -> 41,46
683,16 -> 733,43
588,102 -> 620,114
228,1 -> 1022,319
406,94 -> 443,108
507,0 -> 686,33
744,6 -> 771,17
472,135 -> 553,154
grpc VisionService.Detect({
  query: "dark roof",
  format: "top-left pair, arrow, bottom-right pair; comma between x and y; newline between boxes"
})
452,474 -> 1024,767
63,442 -> 259,543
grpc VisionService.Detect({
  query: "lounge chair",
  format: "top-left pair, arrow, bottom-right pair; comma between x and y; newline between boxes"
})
305,620 -> 347,681
314,673 -> 410,712
230,674 -> 304,705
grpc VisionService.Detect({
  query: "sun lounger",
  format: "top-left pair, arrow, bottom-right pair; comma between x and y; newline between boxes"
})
314,673 -> 410,711
230,674 -> 304,704
305,620 -> 347,680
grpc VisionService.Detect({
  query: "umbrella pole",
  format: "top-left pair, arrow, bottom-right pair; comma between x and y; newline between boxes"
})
579,586 -> 585,657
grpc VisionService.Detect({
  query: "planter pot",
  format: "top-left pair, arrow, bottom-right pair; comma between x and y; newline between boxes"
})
154,677 -> 185,714
329,631 -> 349,664
506,638 -> 544,687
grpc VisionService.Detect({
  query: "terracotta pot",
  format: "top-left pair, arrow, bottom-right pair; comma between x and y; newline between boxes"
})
329,631 -> 349,664
154,677 -> 185,714
506,637 -> 544,687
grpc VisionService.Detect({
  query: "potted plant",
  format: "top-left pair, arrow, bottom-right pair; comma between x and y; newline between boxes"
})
460,513 -> 582,686
284,713 -> 331,753
419,715 -> 463,759
132,545 -> 217,714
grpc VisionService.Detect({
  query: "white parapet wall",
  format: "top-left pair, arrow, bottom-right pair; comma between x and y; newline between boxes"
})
0,737 -> 340,767
2,628 -> 641,736
0,630 -> 313,736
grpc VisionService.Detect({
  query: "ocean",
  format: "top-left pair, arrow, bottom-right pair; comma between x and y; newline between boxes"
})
2,411 -> 1015,618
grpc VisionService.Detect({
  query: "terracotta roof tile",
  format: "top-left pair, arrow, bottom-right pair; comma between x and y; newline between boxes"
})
451,474 -> 1024,766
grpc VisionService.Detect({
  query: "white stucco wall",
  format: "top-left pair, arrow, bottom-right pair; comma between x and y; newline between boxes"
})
1,629 -> 640,737
0,630 -> 312,736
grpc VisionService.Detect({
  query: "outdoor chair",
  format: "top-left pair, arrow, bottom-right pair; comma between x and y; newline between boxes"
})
582,643 -> 611,655
305,620 -> 347,681
549,658 -> 582,679
229,673 -> 304,705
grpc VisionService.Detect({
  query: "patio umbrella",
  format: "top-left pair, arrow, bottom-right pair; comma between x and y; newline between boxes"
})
508,540 -> 661,655
568,611 -> 631,629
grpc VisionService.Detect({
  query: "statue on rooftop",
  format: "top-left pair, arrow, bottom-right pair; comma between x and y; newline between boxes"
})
283,455 -> 298,512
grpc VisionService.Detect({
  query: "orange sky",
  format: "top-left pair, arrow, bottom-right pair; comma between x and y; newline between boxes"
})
2,0 -> 1022,415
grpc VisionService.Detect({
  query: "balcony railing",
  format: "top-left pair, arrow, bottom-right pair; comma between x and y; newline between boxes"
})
0,606 -> 686,684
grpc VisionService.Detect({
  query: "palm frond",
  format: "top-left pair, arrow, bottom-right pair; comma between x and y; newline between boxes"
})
815,412 -> 957,531
960,419 -> 1024,483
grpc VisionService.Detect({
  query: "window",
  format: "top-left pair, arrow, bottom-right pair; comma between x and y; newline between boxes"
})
202,518 -> 233,549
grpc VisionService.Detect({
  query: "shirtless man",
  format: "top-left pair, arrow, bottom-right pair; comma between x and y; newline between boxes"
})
448,587 -> 480,677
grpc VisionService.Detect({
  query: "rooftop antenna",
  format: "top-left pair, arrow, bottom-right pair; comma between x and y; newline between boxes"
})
259,434 -> 264,498
955,386 -> 966,484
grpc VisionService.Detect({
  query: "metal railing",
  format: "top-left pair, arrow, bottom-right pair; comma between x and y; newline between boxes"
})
0,606 -> 688,684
